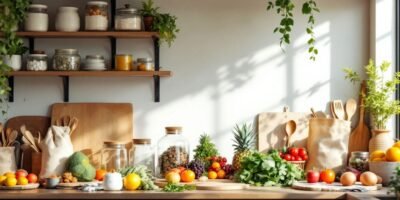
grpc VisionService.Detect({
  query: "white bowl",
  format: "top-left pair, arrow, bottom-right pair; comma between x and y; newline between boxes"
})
369,161 -> 400,186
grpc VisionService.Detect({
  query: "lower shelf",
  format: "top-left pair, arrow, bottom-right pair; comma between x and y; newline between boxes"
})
7,70 -> 172,102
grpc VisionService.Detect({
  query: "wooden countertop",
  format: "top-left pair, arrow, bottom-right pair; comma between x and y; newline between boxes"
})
0,188 -> 395,200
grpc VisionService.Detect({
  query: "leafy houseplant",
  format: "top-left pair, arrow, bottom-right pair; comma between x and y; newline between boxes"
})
389,166 -> 400,197
139,0 -> 159,31
266,0 -> 320,61
153,13 -> 179,47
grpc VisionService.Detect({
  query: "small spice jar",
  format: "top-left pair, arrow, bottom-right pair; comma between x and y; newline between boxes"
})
101,141 -> 128,172
85,1 -> 108,31
129,139 -> 154,174
24,4 -> 49,32
27,50 -> 48,71
52,49 -> 81,71
349,151 -> 369,172
137,58 -> 154,71
115,4 -> 142,31
157,127 -> 189,177
115,54 -> 133,71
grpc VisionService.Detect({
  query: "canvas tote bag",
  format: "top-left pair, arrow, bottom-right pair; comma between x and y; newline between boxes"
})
0,147 -> 17,174
306,118 -> 351,173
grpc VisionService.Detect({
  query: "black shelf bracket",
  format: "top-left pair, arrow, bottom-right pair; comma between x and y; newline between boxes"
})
153,37 -> 160,102
62,76 -> 69,102
28,37 -> 35,53
7,76 -> 14,102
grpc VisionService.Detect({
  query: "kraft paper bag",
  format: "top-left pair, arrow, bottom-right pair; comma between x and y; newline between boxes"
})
39,126 -> 73,178
0,147 -> 17,174
306,118 -> 351,173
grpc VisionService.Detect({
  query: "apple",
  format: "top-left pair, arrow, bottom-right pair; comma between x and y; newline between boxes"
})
307,170 -> 320,183
165,171 -> 180,184
15,169 -> 28,179
26,173 -> 38,184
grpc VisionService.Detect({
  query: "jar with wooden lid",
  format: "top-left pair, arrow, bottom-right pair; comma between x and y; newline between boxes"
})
85,1 -> 108,31
101,141 -> 128,171
24,4 -> 49,32
129,139 -> 154,174
156,127 -> 189,177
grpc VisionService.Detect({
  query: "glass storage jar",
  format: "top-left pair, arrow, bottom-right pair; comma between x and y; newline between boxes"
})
27,50 -> 47,71
85,1 -> 108,31
24,4 -> 49,32
349,151 -> 369,172
55,7 -> 80,32
129,139 -> 154,174
115,4 -> 142,31
157,127 -> 189,177
137,58 -> 154,71
115,54 -> 133,71
101,141 -> 128,171
52,49 -> 81,71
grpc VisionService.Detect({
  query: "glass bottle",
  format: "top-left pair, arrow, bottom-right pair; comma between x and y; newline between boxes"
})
101,141 -> 128,171
129,139 -> 154,174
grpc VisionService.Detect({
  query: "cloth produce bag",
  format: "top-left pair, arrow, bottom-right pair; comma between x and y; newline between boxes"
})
0,147 -> 17,174
306,118 -> 351,173
39,126 -> 73,178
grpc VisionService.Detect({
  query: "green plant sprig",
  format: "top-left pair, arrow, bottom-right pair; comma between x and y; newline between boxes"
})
153,13 -> 180,47
267,0 -> 295,48
139,0 -> 159,17
302,0 -> 319,61
162,183 -> 196,192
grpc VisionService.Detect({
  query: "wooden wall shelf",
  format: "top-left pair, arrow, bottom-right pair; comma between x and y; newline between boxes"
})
13,31 -> 159,38
9,71 -> 171,77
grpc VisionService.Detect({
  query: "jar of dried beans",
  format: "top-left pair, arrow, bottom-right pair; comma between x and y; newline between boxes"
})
156,127 -> 189,178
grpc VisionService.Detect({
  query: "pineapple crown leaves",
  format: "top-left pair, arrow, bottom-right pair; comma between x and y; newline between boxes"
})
193,133 -> 219,161
232,123 -> 256,153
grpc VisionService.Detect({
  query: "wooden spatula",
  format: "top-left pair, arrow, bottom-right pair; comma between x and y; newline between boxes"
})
333,100 -> 345,120
348,81 -> 371,153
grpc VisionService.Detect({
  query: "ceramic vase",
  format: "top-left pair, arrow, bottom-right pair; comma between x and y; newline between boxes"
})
369,129 -> 394,153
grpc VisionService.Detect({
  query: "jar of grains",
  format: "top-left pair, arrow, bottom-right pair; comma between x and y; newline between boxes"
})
27,50 -> 48,71
52,49 -> 81,71
24,4 -> 49,32
115,4 -> 142,31
85,1 -> 108,31
349,151 -> 369,172
55,7 -> 80,32
156,127 -> 189,178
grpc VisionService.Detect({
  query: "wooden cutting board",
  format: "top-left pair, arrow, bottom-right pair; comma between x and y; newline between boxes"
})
292,181 -> 381,192
257,109 -> 310,153
51,103 -> 134,168
0,183 -> 39,190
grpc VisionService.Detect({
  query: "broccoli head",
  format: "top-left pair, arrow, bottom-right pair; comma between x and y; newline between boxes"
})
66,152 -> 96,182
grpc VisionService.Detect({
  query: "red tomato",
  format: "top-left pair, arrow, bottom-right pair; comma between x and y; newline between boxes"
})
289,148 -> 299,157
298,148 -> 307,157
26,173 -> 38,183
301,154 -> 309,161
284,154 -> 292,161
320,169 -> 336,184
295,156 -> 303,161
307,170 -> 320,183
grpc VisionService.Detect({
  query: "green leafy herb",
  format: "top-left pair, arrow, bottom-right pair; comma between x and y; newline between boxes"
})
389,166 -> 400,194
153,13 -> 180,47
162,183 -> 196,192
193,134 -> 219,163
234,151 -> 303,187
118,166 -> 159,190
139,0 -> 159,17
302,0 -> 319,61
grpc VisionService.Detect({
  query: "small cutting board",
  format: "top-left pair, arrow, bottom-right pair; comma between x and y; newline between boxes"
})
292,181 -> 382,192
0,183 -> 39,190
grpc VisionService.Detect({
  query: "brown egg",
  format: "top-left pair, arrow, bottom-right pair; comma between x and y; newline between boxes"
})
340,172 -> 357,186
360,172 -> 378,186
377,175 -> 382,184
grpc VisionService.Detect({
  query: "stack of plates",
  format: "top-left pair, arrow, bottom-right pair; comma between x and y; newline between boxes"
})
83,55 -> 107,71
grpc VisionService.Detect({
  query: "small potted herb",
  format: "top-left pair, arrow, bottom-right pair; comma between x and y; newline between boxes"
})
153,13 -> 179,47
388,166 -> 400,199
0,32 -> 28,71
139,0 -> 159,31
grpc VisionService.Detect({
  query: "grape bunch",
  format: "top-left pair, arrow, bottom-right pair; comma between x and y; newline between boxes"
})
223,164 -> 234,178
188,159 -> 205,179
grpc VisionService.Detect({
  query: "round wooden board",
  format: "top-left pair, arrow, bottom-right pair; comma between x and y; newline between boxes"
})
155,179 -> 248,190
0,183 -> 39,190
292,181 -> 382,192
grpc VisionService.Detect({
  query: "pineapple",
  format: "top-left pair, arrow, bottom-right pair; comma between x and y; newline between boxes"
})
232,123 -> 255,171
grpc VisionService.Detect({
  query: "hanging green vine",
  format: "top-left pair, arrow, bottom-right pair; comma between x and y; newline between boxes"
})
267,0 -> 320,61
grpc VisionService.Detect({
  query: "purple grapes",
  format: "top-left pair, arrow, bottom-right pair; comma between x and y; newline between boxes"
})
188,159 -> 205,179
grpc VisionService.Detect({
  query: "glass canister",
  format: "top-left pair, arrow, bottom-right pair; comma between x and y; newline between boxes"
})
24,4 -> 49,32
129,139 -> 154,173
55,7 -> 80,32
115,4 -> 142,31
27,50 -> 47,71
52,49 -> 81,71
137,58 -> 154,71
157,127 -> 190,177
101,141 -> 128,171
115,54 -> 133,71
349,151 -> 369,172
85,1 -> 108,31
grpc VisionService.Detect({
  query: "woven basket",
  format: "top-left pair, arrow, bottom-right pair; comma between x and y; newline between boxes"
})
289,161 -> 306,170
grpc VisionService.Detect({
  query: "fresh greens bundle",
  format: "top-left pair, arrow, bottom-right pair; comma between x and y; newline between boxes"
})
162,183 -> 196,192
235,151 -> 303,187
118,165 -> 159,190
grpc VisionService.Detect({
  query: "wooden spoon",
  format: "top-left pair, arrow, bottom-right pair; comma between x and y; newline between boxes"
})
285,120 -> 297,147
1,125 -> 6,147
7,130 -> 18,146
69,118 -> 79,135
345,98 -> 357,121
333,100 -> 345,120
22,130 -> 39,152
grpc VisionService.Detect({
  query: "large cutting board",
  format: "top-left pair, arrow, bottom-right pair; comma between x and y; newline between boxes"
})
51,103 -> 133,168
257,111 -> 310,153
292,181 -> 381,192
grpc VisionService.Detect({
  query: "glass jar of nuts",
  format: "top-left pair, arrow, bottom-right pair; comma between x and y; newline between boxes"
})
156,127 -> 189,178
85,1 -> 108,31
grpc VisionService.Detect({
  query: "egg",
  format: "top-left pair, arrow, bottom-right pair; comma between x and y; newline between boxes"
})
377,175 -> 382,184
360,171 -> 378,186
340,172 -> 356,186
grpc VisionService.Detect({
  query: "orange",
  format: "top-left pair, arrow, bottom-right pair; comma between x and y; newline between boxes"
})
17,177 -> 28,185
95,169 -> 107,181
216,170 -> 226,179
208,171 -> 217,179
372,157 -> 386,162
180,170 -> 195,183
211,162 -> 221,170
370,150 -> 386,160
393,141 -> 400,149
320,169 -> 335,184
3,172 -> 15,179
386,147 -> 400,162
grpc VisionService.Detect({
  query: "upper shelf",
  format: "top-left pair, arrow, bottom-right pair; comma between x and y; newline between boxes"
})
9,71 -> 172,77
8,31 -> 159,38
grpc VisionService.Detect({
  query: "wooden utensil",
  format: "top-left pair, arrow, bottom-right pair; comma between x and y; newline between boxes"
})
310,108 -> 317,118
330,102 -> 337,119
1,124 -> 6,147
69,117 -> 79,135
7,130 -> 18,146
348,81 -> 371,153
345,98 -> 357,121
285,120 -> 297,147
333,100 -> 345,120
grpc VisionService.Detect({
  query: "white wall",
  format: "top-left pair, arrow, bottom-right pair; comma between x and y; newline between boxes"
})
6,0 -> 370,160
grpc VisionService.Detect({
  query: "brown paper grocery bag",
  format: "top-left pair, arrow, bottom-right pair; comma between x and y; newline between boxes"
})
306,118 -> 351,173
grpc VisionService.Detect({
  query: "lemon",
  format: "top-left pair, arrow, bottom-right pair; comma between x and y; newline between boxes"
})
123,173 -> 141,190
0,175 -> 7,185
5,177 -> 17,187
370,150 -> 386,160
386,147 -> 400,162
371,157 -> 386,162
17,177 -> 28,186
3,172 -> 15,179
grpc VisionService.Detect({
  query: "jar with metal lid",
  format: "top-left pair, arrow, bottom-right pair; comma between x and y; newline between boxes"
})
85,1 -> 108,31
157,127 -> 189,177
27,50 -> 48,71
115,4 -> 142,31
349,151 -> 369,172
101,141 -> 128,171
55,7 -> 80,32
115,54 -> 133,71
137,58 -> 154,71
24,4 -> 49,32
52,49 -> 81,71
129,139 -> 154,174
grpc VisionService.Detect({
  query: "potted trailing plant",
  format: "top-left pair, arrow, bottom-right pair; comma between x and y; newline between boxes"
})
139,0 -> 159,31
1,32 -> 28,71
344,59 -> 400,152
153,13 -> 179,47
